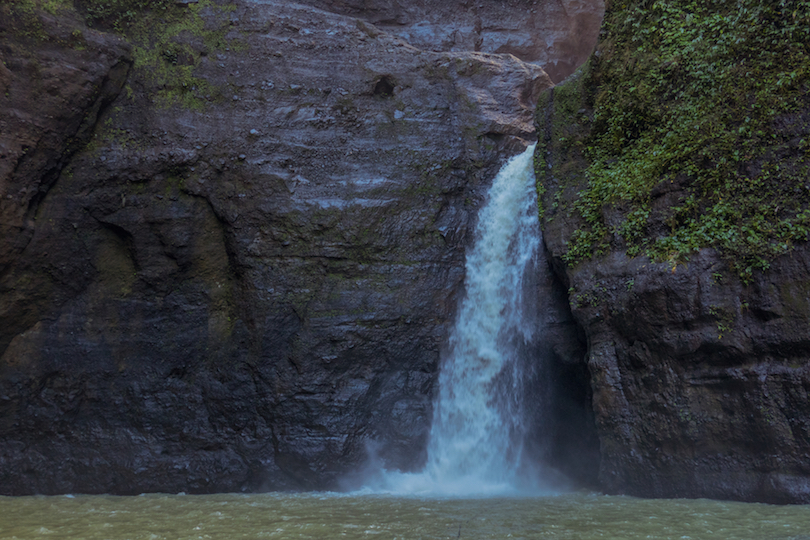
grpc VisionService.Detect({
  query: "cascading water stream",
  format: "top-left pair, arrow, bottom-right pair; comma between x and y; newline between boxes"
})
425,142 -> 541,494
364,144 -> 549,495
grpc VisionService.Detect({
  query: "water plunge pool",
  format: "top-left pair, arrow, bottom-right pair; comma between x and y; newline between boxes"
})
2,491 -> 809,539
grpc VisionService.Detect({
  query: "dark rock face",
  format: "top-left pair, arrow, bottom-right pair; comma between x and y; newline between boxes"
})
294,0 -> 604,83
528,236 -> 600,488
545,245 -> 810,504
0,0 -> 603,495
0,12 -> 133,347
539,89 -> 810,504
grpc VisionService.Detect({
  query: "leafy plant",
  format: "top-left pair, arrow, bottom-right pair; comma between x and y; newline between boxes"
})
108,0 -> 240,109
539,0 -> 810,281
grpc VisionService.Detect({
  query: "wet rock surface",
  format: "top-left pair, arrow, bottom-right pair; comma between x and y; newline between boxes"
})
539,90 -> 810,503
0,0 -> 605,495
548,246 -> 810,503
294,0 -> 604,83
0,11 -> 133,346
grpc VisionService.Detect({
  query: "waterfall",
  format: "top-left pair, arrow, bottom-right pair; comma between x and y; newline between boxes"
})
364,143 -> 549,496
425,142 -> 541,493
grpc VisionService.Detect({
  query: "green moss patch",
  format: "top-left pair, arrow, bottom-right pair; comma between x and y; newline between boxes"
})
2,0 -> 77,41
3,0 -> 240,110
118,0 -> 239,110
539,0 -> 810,281
77,0 -> 174,31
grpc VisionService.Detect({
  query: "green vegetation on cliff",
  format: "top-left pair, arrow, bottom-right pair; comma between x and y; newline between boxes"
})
3,0 -> 238,109
122,0 -> 239,110
538,0 -> 810,280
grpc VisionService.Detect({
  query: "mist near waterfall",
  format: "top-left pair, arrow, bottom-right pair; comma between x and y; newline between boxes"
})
356,144 -> 564,496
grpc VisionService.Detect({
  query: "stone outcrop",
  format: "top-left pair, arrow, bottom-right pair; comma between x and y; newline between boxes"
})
295,0 -> 604,83
540,225 -> 810,502
537,1 -> 810,503
0,10 -> 133,344
0,0 -> 603,495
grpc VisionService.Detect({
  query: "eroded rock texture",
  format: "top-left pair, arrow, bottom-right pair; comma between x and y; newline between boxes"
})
538,60 -> 810,504
0,0 -> 602,495
295,0 -> 604,82
538,238 -> 810,503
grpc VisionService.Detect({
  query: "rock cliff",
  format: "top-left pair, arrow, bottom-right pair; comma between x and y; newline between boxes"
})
538,0 -> 810,503
293,0 -> 603,83
0,0 -> 603,494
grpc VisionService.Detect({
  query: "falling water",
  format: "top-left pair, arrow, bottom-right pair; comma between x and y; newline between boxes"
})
366,143 -> 546,495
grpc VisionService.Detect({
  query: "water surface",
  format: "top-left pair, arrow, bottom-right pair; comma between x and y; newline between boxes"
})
2,492 -> 810,539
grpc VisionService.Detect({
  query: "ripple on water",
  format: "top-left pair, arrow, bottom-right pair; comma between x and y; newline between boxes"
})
1,492 -> 810,540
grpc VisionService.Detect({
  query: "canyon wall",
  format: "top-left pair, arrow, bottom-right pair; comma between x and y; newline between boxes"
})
12,0 -> 810,505
292,0 -> 602,83
0,0 -> 602,494
537,0 -> 810,503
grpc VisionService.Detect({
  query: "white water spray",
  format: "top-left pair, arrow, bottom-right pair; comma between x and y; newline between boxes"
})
363,144 -> 549,496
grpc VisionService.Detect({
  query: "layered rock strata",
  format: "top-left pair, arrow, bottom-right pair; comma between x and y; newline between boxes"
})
294,0 -> 604,83
0,0 -> 602,494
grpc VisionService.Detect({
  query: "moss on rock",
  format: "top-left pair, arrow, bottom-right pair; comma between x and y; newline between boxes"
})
538,0 -> 810,281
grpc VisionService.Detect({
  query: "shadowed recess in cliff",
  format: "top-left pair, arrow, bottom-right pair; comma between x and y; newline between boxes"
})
352,144 -> 570,495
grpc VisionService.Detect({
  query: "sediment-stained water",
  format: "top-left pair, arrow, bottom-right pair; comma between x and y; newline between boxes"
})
2,492 -> 810,539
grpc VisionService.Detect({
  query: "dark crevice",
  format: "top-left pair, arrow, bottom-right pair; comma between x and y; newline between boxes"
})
373,76 -> 395,97
96,220 -> 139,270
534,236 -> 601,488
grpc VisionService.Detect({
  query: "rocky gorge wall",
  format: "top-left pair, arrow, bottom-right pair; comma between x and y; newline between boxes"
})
537,0 -> 810,503
0,0 -> 603,494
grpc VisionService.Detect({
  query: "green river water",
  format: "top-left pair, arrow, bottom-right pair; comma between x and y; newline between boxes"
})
2,491 -> 810,540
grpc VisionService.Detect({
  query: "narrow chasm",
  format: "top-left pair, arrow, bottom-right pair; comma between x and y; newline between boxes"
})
525,240 -> 600,488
